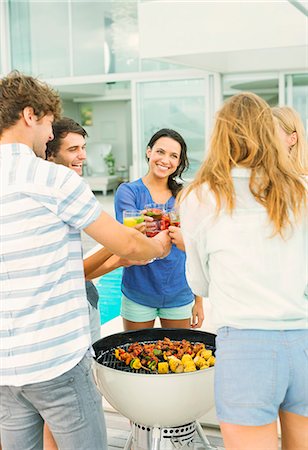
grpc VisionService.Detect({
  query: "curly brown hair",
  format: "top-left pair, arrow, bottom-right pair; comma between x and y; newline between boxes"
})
0,71 -> 62,134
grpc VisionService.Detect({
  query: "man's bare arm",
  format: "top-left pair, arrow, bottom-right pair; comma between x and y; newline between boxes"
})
84,211 -> 171,261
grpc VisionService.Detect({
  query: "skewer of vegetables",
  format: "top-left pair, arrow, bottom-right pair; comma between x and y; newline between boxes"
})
114,337 -> 215,374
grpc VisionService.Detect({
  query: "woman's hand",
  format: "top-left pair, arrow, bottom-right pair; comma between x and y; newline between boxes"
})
143,214 -> 157,236
191,296 -> 204,328
134,221 -> 146,234
168,226 -> 185,251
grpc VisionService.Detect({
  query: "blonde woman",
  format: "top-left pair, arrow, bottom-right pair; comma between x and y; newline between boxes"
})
180,93 -> 307,450
272,105 -> 308,174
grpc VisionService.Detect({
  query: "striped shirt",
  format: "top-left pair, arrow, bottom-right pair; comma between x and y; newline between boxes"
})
0,144 -> 102,386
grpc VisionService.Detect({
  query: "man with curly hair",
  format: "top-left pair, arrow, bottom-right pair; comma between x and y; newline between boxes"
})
0,72 -> 171,450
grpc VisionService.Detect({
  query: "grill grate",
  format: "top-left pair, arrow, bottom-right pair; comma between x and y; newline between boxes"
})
96,339 -> 216,375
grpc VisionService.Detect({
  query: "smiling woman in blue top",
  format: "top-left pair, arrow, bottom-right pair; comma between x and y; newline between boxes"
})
115,128 -> 204,331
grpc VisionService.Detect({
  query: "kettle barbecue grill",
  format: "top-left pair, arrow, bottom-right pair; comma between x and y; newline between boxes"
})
93,328 -> 218,450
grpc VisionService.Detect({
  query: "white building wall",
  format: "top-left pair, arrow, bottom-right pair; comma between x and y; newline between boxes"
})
139,1 -> 307,73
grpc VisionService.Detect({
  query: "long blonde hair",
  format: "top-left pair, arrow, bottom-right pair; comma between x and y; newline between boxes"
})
182,92 -> 307,235
272,105 -> 308,174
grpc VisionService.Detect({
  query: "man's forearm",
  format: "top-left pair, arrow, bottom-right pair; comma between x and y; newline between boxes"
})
84,212 -> 169,261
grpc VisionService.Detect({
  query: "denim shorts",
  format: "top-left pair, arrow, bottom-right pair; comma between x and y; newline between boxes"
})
121,295 -> 194,322
0,353 -> 107,450
215,327 -> 308,426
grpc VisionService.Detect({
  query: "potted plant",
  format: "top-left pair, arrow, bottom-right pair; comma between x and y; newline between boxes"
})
103,151 -> 116,176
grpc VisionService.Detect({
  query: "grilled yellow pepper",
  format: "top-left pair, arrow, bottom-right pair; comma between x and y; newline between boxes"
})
207,356 -> 216,366
181,354 -> 193,365
193,356 -> 207,369
130,358 -> 142,370
183,362 -> 196,372
158,362 -> 169,374
197,349 -> 212,360
169,356 -> 184,373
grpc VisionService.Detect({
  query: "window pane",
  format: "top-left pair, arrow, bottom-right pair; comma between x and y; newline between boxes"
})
30,2 -> 70,77
136,79 -> 206,180
291,73 -> 308,132
71,2 -> 105,76
8,0 -> 32,73
104,1 -> 139,73
223,74 -> 279,106
9,0 -> 70,77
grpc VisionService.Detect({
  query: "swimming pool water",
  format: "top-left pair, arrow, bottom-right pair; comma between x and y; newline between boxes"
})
96,267 -> 123,324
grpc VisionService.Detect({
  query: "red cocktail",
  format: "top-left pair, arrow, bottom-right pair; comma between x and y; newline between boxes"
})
160,213 -> 171,230
144,204 -> 165,237
168,209 -> 180,227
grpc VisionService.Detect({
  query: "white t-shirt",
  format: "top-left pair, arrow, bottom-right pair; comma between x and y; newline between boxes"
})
180,168 -> 308,330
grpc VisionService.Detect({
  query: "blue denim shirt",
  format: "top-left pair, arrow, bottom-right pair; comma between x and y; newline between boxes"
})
114,179 -> 194,308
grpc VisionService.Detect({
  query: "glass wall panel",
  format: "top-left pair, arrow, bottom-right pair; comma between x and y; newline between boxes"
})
290,73 -> 308,133
103,1 -> 139,73
7,0 -> 187,77
71,2 -> 105,76
223,74 -> 279,106
8,0 -> 32,73
141,59 -> 186,72
136,78 -> 206,180
9,0 -> 70,77
29,2 -> 70,77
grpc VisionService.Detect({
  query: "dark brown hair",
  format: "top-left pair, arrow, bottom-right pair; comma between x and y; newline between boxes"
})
46,117 -> 87,159
147,128 -> 189,197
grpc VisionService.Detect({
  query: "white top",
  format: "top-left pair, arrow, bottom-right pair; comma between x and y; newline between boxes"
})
180,168 -> 308,330
0,144 -> 102,386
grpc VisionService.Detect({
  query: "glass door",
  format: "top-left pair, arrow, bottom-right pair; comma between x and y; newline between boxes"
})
131,74 -> 221,182
285,73 -> 308,133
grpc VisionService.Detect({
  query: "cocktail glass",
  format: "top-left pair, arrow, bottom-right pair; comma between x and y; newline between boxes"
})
123,210 -> 145,228
144,203 -> 165,237
168,208 -> 180,227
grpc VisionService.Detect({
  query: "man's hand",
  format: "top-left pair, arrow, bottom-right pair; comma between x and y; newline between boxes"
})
152,229 -> 172,258
118,257 -> 154,267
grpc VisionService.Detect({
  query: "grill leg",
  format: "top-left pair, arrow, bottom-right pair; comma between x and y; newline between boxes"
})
150,427 -> 161,450
124,431 -> 133,450
195,421 -> 217,450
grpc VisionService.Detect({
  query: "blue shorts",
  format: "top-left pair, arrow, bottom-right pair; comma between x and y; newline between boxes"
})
121,295 -> 194,322
215,327 -> 308,426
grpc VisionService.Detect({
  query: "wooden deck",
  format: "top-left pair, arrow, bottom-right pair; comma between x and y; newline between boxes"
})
105,410 -> 225,450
